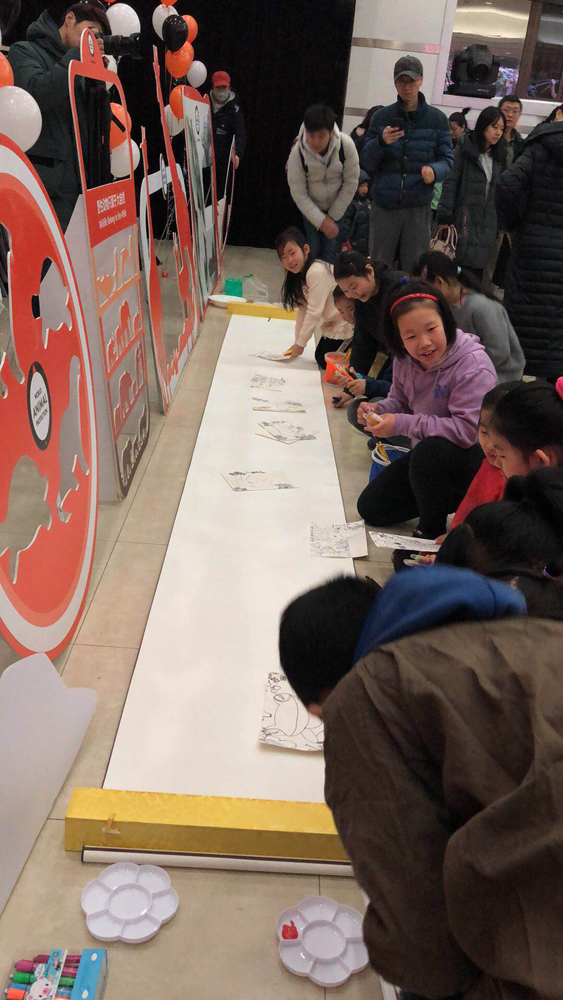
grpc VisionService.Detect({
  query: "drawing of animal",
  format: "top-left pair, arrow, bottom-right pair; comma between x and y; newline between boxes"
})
57,355 -> 89,522
135,343 -> 144,390
114,370 -> 134,430
116,300 -> 132,356
138,404 -> 148,443
27,976 -> 52,1000
121,437 -> 134,482
106,336 -> 117,372
0,457 -> 51,584
37,259 -> 72,347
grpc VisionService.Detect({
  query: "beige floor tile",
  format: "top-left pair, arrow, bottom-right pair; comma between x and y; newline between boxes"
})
118,474 -> 186,546
319,877 -> 383,999
0,820 -> 322,1000
76,541 -> 166,648
51,645 -> 138,818
96,414 -> 166,542
165,385 -> 209,429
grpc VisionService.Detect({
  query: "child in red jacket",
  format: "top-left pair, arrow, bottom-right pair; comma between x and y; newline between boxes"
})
449,383 -> 518,529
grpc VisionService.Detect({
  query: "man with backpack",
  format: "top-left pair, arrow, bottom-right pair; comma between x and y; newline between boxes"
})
287,104 -> 359,263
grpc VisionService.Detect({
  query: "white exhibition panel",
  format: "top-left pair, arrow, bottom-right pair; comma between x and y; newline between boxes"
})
0,654 -> 96,914
105,316 -> 353,802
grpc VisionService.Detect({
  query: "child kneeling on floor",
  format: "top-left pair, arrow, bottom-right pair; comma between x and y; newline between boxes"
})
356,280 -> 497,539
276,227 -> 352,366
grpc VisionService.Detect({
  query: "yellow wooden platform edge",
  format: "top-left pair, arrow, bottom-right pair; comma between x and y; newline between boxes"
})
227,302 -> 296,320
65,788 -> 347,862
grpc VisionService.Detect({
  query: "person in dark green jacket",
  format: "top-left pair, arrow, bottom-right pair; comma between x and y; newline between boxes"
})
8,3 -> 110,230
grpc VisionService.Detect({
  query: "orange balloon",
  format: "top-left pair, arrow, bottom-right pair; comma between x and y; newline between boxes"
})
165,42 -> 194,79
162,0 -> 176,5
0,53 -> 14,88
169,85 -> 185,120
182,15 -> 198,43
185,86 -> 201,100
110,102 -> 132,149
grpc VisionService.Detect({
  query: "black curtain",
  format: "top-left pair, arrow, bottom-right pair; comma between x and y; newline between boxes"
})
7,0 -> 356,248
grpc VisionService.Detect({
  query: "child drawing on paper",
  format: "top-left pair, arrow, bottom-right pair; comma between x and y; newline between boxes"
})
260,672 -> 324,752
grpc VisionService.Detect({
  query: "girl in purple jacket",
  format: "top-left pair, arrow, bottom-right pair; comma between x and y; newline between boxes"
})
357,280 -> 497,538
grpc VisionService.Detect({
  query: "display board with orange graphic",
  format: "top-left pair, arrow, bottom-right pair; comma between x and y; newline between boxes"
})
0,136 -> 98,657
138,51 -> 199,415
69,31 -> 149,497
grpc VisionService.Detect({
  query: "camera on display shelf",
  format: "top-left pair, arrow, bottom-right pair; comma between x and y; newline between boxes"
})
102,32 -> 142,59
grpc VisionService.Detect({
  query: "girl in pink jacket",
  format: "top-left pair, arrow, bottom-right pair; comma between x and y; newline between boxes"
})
276,227 -> 352,366
357,280 -> 497,538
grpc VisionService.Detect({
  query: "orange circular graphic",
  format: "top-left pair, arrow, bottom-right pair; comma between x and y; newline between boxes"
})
0,137 -> 98,657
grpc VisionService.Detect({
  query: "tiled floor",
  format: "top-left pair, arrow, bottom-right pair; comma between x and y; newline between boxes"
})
0,246 -> 391,998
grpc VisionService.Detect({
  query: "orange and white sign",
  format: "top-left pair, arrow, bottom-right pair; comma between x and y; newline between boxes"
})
138,51 -> 199,414
0,136 -> 98,657
69,31 -> 149,496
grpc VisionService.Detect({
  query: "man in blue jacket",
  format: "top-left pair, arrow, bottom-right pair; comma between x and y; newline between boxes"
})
362,56 -> 453,271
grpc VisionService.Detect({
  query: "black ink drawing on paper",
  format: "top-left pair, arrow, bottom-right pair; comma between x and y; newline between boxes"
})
259,671 -> 324,752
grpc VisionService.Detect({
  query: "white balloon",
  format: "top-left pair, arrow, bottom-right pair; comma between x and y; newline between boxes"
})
111,139 -> 140,178
152,3 -> 177,40
165,104 -> 184,137
0,87 -> 42,153
107,3 -> 141,37
105,54 -> 118,91
187,61 -> 207,89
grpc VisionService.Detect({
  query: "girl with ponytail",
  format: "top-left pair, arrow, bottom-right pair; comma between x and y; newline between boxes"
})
412,251 -> 524,382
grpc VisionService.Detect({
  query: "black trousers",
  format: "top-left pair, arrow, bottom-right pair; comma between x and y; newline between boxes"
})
315,337 -> 343,368
357,437 -> 483,538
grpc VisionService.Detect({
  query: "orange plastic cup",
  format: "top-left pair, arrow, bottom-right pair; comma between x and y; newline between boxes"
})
323,352 -> 348,385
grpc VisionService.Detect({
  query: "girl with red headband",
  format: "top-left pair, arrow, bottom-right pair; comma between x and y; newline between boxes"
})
356,280 -> 497,539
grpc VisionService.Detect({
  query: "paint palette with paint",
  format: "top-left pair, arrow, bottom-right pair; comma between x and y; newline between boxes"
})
277,896 -> 368,987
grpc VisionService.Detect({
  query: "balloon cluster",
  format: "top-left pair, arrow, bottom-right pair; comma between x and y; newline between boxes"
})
152,3 -> 207,133
0,49 -> 42,152
104,5 -> 142,178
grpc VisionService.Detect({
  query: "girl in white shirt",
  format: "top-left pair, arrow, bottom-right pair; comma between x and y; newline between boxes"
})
276,227 -> 353,366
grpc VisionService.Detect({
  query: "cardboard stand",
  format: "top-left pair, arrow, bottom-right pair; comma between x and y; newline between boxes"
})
68,31 -> 150,499
0,135 -> 98,658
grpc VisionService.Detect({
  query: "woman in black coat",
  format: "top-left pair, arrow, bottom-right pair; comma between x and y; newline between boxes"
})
496,120 -> 563,382
437,106 -> 506,279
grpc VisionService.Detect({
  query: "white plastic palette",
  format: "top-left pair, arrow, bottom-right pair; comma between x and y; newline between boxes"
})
277,895 -> 369,987
81,862 -> 179,944
209,294 -> 248,308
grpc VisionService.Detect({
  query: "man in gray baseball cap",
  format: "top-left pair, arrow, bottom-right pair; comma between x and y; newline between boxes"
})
360,54 -> 453,271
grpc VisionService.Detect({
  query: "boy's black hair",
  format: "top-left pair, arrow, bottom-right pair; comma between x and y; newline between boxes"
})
437,467 -> 563,578
333,250 -> 371,281
383,279 -> 457,358
304,104 -> 336,133
499,94 -> 522,111
412,250 -> 499,304
279,576 -> 378,707
490,380 -> 563,461
59,2 -> 111,32
473,106 -> 506,154
275,226 -> 324,311
332,285 -> 347,302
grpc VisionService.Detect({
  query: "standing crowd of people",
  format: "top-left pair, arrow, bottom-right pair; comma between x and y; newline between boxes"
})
278,52 -> 563,1000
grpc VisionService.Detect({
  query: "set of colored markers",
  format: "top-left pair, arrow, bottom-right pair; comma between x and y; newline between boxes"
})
3,949 -> 107,1000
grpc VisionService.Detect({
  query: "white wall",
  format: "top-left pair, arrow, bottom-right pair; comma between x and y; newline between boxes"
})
343,0 -> 449,134
342,0 -> 547,136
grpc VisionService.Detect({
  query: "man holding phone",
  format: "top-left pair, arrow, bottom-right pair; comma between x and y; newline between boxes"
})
361,56 -> 453,271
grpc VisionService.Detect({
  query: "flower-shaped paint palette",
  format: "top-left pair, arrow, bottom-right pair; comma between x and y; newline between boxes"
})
81,862 -> 179,944
277,895 -> 369,987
